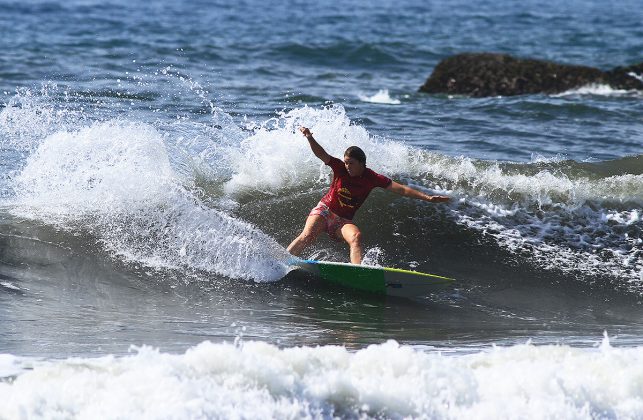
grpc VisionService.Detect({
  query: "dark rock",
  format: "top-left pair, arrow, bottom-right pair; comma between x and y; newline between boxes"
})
419,53 -> 643,97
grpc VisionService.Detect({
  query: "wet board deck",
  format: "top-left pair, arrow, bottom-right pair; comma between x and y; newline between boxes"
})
290,259 -> 454,298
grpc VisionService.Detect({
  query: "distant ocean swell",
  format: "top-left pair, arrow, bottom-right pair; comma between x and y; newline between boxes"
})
271,42 -> 405,68
2,337 -> 643,419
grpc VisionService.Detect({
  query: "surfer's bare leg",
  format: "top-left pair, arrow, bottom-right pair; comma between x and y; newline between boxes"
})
339,223 -> 363,264
287,215 -> 326,256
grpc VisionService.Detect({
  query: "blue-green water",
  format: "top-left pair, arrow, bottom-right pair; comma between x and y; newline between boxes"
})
0,0 -> 642,417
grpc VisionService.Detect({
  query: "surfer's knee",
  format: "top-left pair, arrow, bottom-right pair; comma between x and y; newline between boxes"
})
344,230 -> 362,247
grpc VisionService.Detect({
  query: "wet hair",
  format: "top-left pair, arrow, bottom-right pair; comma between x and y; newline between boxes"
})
344,146 -> 366,164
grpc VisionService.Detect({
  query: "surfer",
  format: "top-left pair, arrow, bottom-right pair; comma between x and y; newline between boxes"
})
287,127 -> 450,264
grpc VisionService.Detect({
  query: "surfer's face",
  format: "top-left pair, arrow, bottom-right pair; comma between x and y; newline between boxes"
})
343,156 -> 365,177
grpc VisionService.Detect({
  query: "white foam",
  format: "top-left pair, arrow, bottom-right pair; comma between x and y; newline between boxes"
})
0,354 -> 27,378
2,338 -> 643,419
358,89 -> 401,105
605,209 -> 641,225
529,153 -> 567,164
15,120 -> 176,216
11,120 -> 289,282
554,83 -> 642,97
0,282 -> 21,291
223,105 -> 416,195
628,72 -> 643,83
424,153 -> 643,209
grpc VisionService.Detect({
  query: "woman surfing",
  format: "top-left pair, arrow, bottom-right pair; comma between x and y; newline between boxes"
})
287,127 -> 450,264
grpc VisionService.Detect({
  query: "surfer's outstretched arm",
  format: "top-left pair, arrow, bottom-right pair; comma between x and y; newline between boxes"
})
386,181 -> 450,203
299,127 -> 331,164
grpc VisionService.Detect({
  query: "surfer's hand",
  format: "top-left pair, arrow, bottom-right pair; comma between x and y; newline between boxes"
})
299,127 -> 313,137
430,195 -> 450,203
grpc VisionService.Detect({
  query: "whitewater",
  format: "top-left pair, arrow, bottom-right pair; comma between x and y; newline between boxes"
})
3,337 -> 643,419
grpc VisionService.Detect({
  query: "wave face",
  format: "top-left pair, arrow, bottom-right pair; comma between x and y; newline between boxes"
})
424,154 -> 643,283
211,105 -> 642,287
1,88 -> 641,289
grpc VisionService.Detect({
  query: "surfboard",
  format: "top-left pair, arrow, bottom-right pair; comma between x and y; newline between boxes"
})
290,259 -> 454,298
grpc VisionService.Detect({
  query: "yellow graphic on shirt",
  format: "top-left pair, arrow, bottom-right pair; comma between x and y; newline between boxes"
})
337,187 -> 354,208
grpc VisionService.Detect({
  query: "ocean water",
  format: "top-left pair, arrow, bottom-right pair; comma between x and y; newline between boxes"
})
1,0 -> 642,418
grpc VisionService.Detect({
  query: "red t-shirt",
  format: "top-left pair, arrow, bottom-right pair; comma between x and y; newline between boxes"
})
320,157 -> 392,220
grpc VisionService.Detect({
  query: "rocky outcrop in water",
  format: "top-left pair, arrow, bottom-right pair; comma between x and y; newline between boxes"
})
419,53 -> 643,97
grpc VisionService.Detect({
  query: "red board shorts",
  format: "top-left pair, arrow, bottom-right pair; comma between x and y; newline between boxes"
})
309,202 -> 354,241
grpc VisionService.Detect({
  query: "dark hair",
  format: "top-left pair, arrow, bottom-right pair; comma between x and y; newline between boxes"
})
344,146 -> 366,164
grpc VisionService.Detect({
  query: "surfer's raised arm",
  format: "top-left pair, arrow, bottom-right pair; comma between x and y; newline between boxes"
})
299,127 -> 331,164
386,181 -> 450,203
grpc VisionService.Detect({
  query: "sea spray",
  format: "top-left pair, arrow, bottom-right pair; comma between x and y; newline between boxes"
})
223,105 -> 418,195
0,84 -> 90,150
11,120 -> 289,282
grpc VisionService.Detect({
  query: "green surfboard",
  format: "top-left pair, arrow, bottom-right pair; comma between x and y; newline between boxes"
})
291,259 -> 454,298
